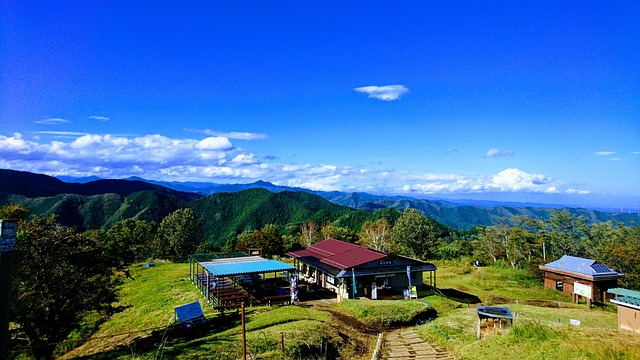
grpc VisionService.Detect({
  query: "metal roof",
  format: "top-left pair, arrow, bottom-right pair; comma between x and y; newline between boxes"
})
288,238 -> 386,270
608,288 -> 640,299
611,296 -> 640,310
477,306 -> 513,319
309,239 -> 362,256
542,255 -> 621,277
201,256 -> 295,277
320,248 -> 386,269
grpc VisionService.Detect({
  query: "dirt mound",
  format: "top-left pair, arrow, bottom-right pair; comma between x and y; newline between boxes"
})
485,296 -> 512,305
524,299 -> 563,308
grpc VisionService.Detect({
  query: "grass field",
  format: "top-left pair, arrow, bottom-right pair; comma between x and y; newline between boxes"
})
20,259 -> 639,360
416,261 -> 640,360
58,262 -> 372,360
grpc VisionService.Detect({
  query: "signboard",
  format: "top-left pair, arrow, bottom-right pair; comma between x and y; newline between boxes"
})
0,220 -> 17,252
573,282 -> 592,299
326,276 -> 335,285
175,301 -> 205,324
410,286 -> 418,299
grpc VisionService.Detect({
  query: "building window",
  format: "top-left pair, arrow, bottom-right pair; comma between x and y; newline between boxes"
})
555,280 -> 564,291
378,259 -> 393,266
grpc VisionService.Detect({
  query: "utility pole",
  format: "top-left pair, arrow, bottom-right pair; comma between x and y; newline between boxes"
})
0,220 -> 18,360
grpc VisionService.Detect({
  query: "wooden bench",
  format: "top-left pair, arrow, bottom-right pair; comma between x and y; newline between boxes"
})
264,294 -> 290,306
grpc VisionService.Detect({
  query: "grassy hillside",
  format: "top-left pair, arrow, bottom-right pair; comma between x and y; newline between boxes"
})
58,262 -> 372,360
417,262 -> 640,360
14,261 -> 634,360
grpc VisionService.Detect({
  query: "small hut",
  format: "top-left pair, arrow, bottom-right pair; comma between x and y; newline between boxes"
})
476,306 -> 513,340
539,255 -> 624,303
608,288 -> 640,333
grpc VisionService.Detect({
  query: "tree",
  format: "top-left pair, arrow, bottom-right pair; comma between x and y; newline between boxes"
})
359,219 -> 392,252
473,226 -> 503,265
106,218 -> 157,266
320,223 -> 358,243
299,221 -> 319,247
0,204 -> 30,221
11,215 -> 119,360
157,208 -> 202,261
546,210 -> 587,259
391,208 -> 440,259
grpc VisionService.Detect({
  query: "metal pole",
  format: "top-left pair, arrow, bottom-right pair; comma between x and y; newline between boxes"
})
0,220 -> 18,360
241,302 -> 246,360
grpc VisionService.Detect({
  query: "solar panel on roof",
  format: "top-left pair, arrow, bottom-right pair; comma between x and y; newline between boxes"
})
591,264 -> 611,273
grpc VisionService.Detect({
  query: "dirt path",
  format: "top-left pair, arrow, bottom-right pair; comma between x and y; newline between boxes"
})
307,299 -> 454,360
384,328 -> 455,360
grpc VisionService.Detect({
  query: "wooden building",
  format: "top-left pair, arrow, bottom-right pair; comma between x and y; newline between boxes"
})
286,238 -> 436,301
539,255 -> 624,303
608,288 -> 640,333
189,252 -> 296,310
476,306 -> 513,340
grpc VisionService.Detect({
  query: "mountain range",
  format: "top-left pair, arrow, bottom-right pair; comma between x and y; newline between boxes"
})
2,170 -> 639,239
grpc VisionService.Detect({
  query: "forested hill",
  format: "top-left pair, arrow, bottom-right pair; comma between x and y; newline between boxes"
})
327,193 -> 640,230
1,169 -> 637,233
0,169 -> 199,200
189,188 -> 360,245
0,170 -> 362,245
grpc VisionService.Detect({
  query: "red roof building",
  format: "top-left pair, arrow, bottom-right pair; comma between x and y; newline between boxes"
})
286,238 -> 436,300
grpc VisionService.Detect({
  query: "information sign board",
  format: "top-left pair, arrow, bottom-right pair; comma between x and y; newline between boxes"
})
573,282 -> 592,299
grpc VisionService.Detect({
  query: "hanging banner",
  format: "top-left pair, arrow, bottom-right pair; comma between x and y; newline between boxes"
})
407,265 -> 412,289
352,269 -> 357,299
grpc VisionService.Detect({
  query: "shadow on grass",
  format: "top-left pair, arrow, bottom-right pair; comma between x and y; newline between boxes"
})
71,312 -> 241,359
439,288 -> 482,304
299,284 -> 337,301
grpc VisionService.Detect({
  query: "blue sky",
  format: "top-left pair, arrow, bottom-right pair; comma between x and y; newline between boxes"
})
1,1 -> 639,208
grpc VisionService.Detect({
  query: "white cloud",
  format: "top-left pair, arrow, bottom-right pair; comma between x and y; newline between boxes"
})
353,85 -> 409,101
484,148 -> 514,158
88,115 -> 110,121
609,157 -> 621,161
34,131 -> 89,137
186,128 -> 267,140
595,151 -> 616,156
399,168 -> 570,194
0,133 -> 589,196
196,137 -> 234,151
490,168 -> 550,192
34,118 -> 70,125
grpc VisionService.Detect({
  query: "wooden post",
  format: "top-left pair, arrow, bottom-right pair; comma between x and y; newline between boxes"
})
241,302 -> 246,360
0,220 -> 17,360
280,332 -> 284,352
